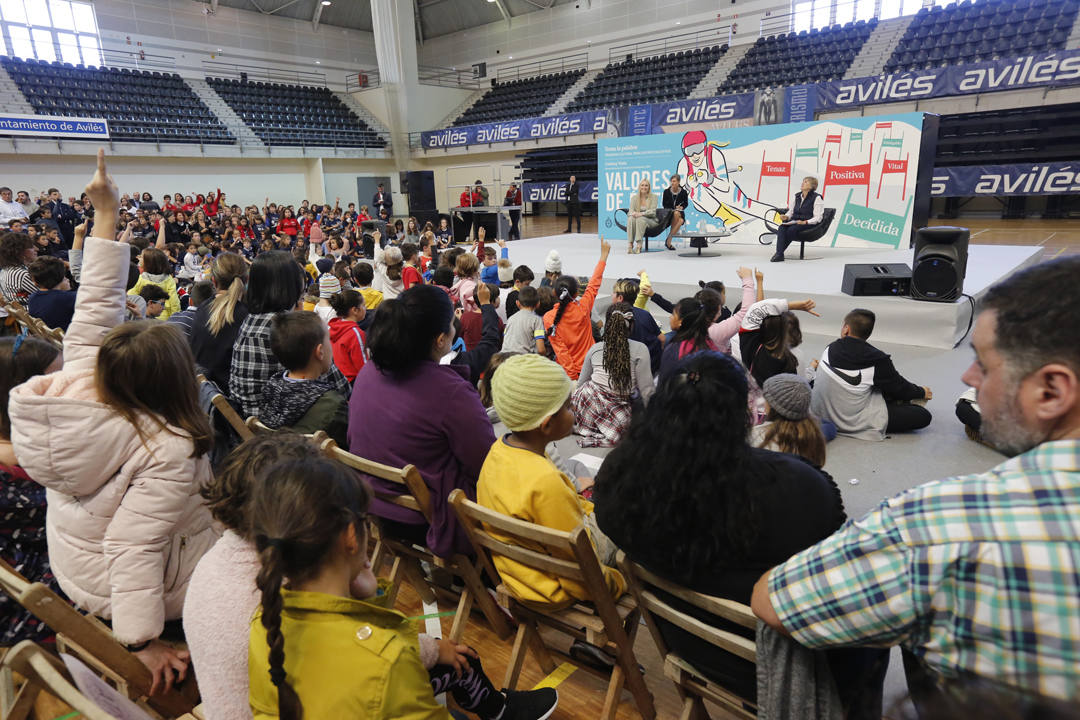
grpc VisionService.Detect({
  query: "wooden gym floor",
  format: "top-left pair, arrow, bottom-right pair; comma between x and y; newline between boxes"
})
518,215 -> 1080,261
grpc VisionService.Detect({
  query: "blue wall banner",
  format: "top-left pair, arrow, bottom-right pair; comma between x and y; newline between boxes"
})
931,162 -> 1080,196
421,110 -> 608,149
784,84 -> 818,123
0,113 -> 109,139
522,181 -> 598,203
420,94 -> 755,148
817,50 -> 1080,110
598,113 -> 929,249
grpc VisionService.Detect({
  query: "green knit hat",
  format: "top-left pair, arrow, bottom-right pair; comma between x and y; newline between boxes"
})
492,354 -> 572,432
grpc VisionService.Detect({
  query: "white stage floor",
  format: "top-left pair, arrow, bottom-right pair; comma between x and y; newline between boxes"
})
505,233 -> 1043,349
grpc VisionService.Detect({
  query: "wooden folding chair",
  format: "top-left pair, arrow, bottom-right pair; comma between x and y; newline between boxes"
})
616,551 -> 758,720
318,438 -> 512,644
449,489 -> 656,720
2,301 -> 62,349
1,640 -> 120,720
196,374 -> 253,442
0,558 -> 198,718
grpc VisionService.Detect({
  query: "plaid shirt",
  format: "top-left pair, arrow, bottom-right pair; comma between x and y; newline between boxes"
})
769,439 -> 1080,700
229,312 -> 350,418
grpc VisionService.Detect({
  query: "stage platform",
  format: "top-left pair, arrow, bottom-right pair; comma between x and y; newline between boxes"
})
505,233 -> 1043,349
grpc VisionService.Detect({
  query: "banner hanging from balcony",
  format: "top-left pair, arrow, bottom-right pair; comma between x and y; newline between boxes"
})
816,49 -> 1080,110
930,162 -> 1080,196
419,93 -> 756,149
0,113 -> 109,140
598,112 -> 930,249
420,110 -> 609,149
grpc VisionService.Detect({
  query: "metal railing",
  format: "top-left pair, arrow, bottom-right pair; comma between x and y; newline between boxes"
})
417,65 -> 482,89
607,26 -> 733,64
100,49 -> 177,73
202,59 -> 328,87
494,53 -> 589,82
346,70 -> 381,93
760,0 -> 883,37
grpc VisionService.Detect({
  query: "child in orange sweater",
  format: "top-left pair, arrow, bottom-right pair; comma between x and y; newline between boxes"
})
542,238 -> 610,380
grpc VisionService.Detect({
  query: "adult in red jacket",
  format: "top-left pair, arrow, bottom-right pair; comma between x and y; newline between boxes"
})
328,314 -> 367,382
276,208 -> 300,241
458,189 -> 478,242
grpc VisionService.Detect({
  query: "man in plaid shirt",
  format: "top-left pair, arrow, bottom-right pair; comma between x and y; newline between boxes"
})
752,256 -> 1080,704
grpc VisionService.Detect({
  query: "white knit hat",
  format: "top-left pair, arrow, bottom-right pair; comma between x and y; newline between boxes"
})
544,250 -> 562,274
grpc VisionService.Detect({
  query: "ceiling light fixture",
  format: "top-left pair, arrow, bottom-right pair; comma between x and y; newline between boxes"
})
321,1 -> 331,5
315,60 -> 321,64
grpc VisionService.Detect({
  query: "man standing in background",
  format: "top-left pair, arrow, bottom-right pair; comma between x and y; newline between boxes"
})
372,182 -> 392,218
564,175 -> 581,233
504,182 -> 522,241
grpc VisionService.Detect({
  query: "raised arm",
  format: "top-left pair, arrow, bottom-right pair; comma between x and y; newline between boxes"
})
580,238 -> 611,315
709,267 -> 756,350
155,214 -> 166,249
64,149 -> 129,372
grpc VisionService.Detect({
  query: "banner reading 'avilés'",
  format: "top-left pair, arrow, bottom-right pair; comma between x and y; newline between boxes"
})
817,49 -> 1080,110
598,112 -> 931,249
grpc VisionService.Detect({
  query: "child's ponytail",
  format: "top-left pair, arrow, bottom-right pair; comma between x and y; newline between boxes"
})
603,302 -> 634,396
546,275 -> 580,338
208,252 -> 248,336
255,544 -> 302,720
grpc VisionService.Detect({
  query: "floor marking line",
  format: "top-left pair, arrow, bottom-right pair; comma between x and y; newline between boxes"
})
532,661 -> 578,690
1051,247 -> 1067,258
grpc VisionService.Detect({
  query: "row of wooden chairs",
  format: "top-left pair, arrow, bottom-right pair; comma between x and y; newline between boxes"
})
1,301 -> 64,349
201,389 -> 761,719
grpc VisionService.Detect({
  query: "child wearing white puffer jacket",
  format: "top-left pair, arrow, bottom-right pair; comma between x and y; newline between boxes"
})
8,151 -> 217,696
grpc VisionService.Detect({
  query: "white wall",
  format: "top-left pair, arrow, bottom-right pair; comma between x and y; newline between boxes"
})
94,0 -> 379,89
404,84 -> 474,133
3,153 -> 328,207
418,0 -> 787,75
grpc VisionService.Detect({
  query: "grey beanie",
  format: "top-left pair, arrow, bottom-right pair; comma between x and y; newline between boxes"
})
762,373 -> 812,420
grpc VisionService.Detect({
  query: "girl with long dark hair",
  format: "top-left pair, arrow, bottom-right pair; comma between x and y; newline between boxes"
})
593,351 -> 845,702
571,302 -> 655,447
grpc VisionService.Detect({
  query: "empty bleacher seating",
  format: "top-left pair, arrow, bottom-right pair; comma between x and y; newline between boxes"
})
565,45 -> 727,113
0,56 -> 234,145
453,70 -> 586,126
884,0 -> 1079,73
935,101 -> 1080,165
719,21 -> 873,94
206,77 -> 386,149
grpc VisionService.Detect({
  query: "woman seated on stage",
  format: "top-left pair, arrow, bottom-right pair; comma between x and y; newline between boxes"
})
662,174 -> 689,251
626,179 -> 658,255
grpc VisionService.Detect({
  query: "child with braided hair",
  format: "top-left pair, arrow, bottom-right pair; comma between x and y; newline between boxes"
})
571,302 -> 655,447
248,455 -> 559,720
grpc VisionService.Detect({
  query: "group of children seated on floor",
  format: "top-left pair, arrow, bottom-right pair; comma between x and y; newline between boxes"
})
0,152 -> 948,720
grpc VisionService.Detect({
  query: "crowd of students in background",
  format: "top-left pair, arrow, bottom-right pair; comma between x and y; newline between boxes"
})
0,152 -> 1078,720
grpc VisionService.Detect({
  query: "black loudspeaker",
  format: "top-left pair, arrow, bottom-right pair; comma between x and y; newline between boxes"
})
405,171 -> 436,212
842,263 -> 912,296
911,226 -> 969,302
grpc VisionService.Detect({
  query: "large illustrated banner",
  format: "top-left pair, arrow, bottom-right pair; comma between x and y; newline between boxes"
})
598,112 -> 929,249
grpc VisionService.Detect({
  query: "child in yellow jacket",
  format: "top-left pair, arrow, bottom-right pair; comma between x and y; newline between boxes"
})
477,354 -> 624,608
248,455 -> 558,720
128,247 -> 181,319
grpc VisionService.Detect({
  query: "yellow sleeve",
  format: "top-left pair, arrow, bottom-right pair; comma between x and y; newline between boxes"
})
378,647 -> 453,720
635,271 -> 650,309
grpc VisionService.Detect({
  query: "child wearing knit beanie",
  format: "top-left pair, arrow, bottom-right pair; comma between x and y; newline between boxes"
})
314,273 -> 340,325
750,373 -> 827,467
477,354 -> 625,607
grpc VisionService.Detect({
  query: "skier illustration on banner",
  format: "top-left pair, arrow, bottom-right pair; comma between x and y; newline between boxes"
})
678,130 -> 783,232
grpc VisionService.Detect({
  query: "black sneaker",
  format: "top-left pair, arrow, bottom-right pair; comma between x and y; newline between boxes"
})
770,253 -> 785,262
499,687 -> 558,720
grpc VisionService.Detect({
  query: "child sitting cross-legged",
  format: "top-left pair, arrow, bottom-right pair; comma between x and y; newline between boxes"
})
248,454 -> 559,720
478,354 -> 623,608
258,311 -> 348,446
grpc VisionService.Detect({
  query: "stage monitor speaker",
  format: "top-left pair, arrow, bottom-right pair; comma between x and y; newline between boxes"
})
841,263 -> 912,297
405,171 -> 436,212
911,226 -> 969,302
